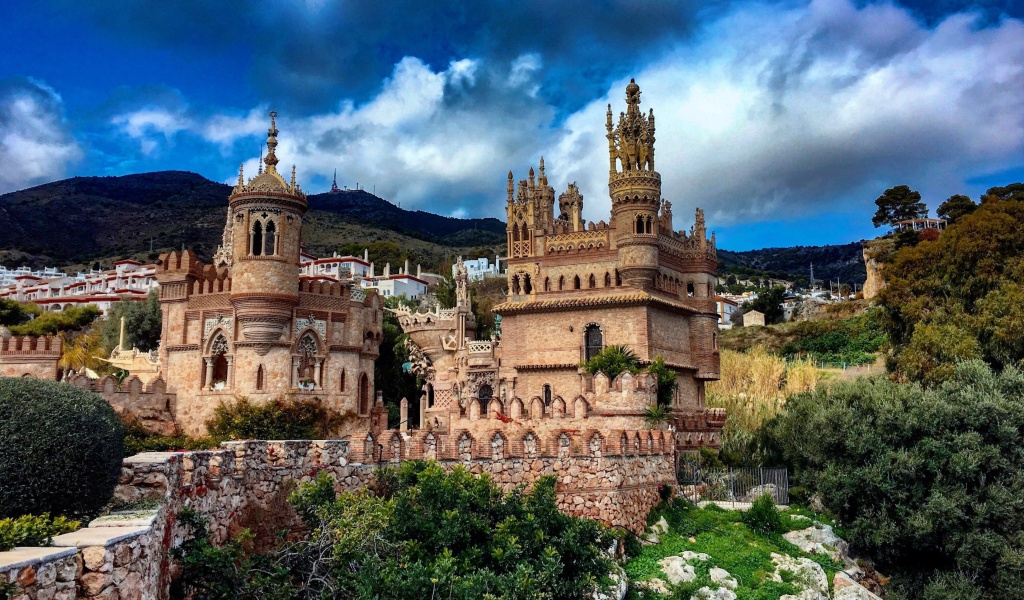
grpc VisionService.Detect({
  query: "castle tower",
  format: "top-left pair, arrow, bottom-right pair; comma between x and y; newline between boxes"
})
558,183 -> 583,231
227,111 -> 308,355
607,79 -> 660,288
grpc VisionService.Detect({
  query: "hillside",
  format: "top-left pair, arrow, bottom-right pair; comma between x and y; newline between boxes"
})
0,171 -> 506,271
718,242 -> 867,287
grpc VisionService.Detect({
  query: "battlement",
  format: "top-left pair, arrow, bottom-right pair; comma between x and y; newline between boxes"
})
67,374 -> 177,436
297,278 -> 351,297
0,335 -> 61,354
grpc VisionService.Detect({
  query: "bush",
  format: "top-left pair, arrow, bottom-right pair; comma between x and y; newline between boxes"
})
0,378 -> 124,519
121,414 -> 219,455
205,396 -> 334,440
759,361 -> 1024,598
0,514 -> 80,551
741,494 -> 784,536
174,462 -> 616,600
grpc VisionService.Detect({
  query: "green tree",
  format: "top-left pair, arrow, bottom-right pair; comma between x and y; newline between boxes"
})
936,194 -> 977,224
9,305 -> 100,336
981,182 -> 1024,203
743,287 -> 786,324
375,296 -> 420,427
99,291 -> 162,352
0,299 -> 34,328
434,275 -> 456,309
872,185 -> 927,228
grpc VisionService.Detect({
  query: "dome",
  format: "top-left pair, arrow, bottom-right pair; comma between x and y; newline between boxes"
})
626,78 -> 639,95
246,171 -> 289,193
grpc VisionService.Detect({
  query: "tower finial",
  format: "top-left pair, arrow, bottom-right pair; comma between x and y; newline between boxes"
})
237,164 -> 244,187
507,170 -> 514,202
264,110 -> 280,174
258,146 -> 263,174
291,164 -> 297,188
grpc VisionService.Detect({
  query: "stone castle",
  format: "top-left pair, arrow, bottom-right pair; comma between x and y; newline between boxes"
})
0,84 -> 728,600
395,79 -> 725,454
151,112 -> 384,436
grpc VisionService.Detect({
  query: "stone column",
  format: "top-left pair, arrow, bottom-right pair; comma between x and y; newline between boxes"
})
420,392 -> 427,430
400,397 -> 408,431
292,358 -> 299,388
316,359 -> 324,388
225,357 -> 234,388
204,358 -> 213,389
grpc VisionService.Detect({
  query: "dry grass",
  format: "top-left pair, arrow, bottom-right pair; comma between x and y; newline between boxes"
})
707,348 -> 819,434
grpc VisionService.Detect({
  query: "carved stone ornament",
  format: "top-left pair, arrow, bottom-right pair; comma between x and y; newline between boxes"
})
294,314 -> 327,338
466,371 -> 496,395
204,316 -> 234,339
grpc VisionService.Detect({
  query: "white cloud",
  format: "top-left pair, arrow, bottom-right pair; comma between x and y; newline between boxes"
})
548,0 -> 1024,228
111,106 -> 190,154
0,79 -> 82,193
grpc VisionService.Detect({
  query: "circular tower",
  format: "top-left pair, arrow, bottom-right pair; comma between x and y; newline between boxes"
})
608,79 -> 661,288
228,112 -> 307,355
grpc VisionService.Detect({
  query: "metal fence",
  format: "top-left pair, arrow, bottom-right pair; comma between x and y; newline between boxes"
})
677,461 -> 789,506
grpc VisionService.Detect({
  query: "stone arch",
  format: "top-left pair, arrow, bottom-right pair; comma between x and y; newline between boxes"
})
584,323 -> 603,362
509,397 -> 524,419
588,273 -> 596,288
604,272 -> 611,287
573,396 -> 589,419
424,432 -> 438,460
522,432 -> 539,458
491,432 -> 506,460
478,384 -> 493,418
529,396 -> 544,419
552,396 -> 566,418
557,433 -> 571,458
558,275 -> 565,290
589,432 -> 603,457
250,220 -> 264,256
543,277 -> 550,292
264,218 -> 277,255
206,331 -> 231,388
458,432 -> 473,461
573,274 -> 581,290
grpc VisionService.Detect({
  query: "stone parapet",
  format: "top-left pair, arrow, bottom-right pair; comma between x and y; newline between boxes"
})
2,429 -> 676,599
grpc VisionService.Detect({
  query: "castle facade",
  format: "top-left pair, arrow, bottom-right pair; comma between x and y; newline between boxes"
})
153,113 -> 384,435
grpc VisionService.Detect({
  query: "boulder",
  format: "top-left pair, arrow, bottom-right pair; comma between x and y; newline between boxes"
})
659,556 -> 696,584
709,567 -> 738,590
833,572 -> 884,600
783,524 -> 849,565
771,552 -> 828,600
690,586 -> 737,600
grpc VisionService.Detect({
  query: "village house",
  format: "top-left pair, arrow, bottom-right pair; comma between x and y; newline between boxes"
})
0,260 -> 157,314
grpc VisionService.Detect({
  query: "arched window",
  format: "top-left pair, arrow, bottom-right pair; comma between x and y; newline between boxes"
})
523,275 -> 532,294
573,275 -> 581,290
478,384 -> 493,418
543,384 -> 552,407
256,365 -> 264,391
427,383 -> 435,408
585,324 -> 603,361
339,369 -> 346,391
645,215 -> 653,234
210,333 -> 229,386
521,223 -> 528,242
512,275 -> 521,295
264,220 -> 277,255
588,274 -> 596,289
358,373 -> 370,415
636,213 -> 644,234
558,275 -> 565,291
251,221 -> 263,256
604,272 -> 611,287
687,282 -> 695,297
615,270 -> 622,286
544,277 -> 550,292
512,224 -> 520,242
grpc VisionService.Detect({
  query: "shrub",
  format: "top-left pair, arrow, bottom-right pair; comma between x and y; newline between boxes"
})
741,494 -> 784,536
121,414 -> 219,455
760,361 -> 1024,598
205,396 -> 334,440
581,344 -> 639,381
0,378 -> 124,519
174,461 -> 616,600
0,514 -> 80,551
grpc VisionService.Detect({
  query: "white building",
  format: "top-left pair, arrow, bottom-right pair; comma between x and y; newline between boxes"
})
299,250 -> 429,299
454,256 -> 505,281
715,295 -> 739,328
0,260 -> 158,314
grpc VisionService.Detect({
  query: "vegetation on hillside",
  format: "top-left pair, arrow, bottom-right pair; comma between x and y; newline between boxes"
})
877,193 -> 1024,385
172,462 -> 616,599
99,291 -> 162,352
717,242 -> 866,289
756,361 -> 1024,599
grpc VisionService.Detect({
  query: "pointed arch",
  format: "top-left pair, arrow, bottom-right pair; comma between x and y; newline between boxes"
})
635,213 -> 644,234
604,272 -> 611,287
588,273 -> 596,288
250,220 -> 263,256
256,365 -> 265,391
543,277 -> 550,292
264,219 -> 277,255
339,368 -> 346,392
558,275 -> 565,290
358,373 -> 370,415
523,274 -> 532,294
573,275 -> 581,290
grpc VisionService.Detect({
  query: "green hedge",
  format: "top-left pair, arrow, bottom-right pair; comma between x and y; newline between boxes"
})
0,514 -> 80,551
0,378 -> 124,519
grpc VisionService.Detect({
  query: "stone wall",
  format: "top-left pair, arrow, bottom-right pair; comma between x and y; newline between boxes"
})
1,433 -> 674,599
0,335 -> 61,380
66,374 -> 178,436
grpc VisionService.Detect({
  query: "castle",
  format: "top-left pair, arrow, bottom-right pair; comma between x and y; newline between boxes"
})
395,79 -> 725,453
150,112 -> 384,435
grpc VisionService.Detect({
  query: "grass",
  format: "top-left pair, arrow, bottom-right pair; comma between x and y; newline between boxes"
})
625,500 -> 843,599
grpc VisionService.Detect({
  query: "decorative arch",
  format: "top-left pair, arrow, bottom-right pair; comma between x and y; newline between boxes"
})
543,277 -> 550,292
604,272 -> 611,287
250,220 -> 263,256
584,323 -> 603,361
358,373 -> 370,415
478,384 -> 493,418
588,274 -> 596,289
558,275 -> 565,291
205,332 -> 231,389
264,219 -> 277,255
573,275 -> 581,290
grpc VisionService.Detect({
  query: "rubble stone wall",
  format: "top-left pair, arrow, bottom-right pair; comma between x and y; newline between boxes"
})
1,434 -> 673,599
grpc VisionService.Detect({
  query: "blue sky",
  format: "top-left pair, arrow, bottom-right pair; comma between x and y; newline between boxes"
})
2,0 -> 1022,250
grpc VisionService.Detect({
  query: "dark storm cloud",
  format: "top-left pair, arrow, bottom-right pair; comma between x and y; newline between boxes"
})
43,0 -> 720,113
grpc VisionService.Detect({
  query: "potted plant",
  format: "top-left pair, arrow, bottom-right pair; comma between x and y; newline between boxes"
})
298,378 -> 316,391
211,380 -> 226,391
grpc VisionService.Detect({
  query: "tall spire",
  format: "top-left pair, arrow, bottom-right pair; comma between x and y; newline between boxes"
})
237,164 -> 244,187
264,110 -> 280,175
258,146 -> 263,174
291,164 -> 297,188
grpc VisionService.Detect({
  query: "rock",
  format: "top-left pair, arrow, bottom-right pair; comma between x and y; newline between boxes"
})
690,586 -> 737,600
771,553 -> 829,600
783,525 -> 849,565
652,516 -> 669,534
658,556 -> 696,584
741,483 -> 778,502
833,572 -> 884,600
639,578 -> 670,595
709,567 -> 738,590
682,550 -> 711,562
17,565 -> 36,587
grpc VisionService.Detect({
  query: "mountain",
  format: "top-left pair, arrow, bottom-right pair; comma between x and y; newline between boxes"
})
0,171 -> 506,271
717,242 -> 868,287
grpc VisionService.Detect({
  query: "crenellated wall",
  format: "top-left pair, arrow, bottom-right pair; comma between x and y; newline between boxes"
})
66,373 -> 178,436
0,334 -> 62,380
1,434 -> 674,600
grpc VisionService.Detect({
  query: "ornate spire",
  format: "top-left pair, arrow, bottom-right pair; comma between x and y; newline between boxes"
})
538,157 -> 547,186
507,170 -> 514,202
263,111 -> 280,175
608,78 -> 656,174
258,146 -> 263,174
237,164 -> 244,187
291,164 -> 297,188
